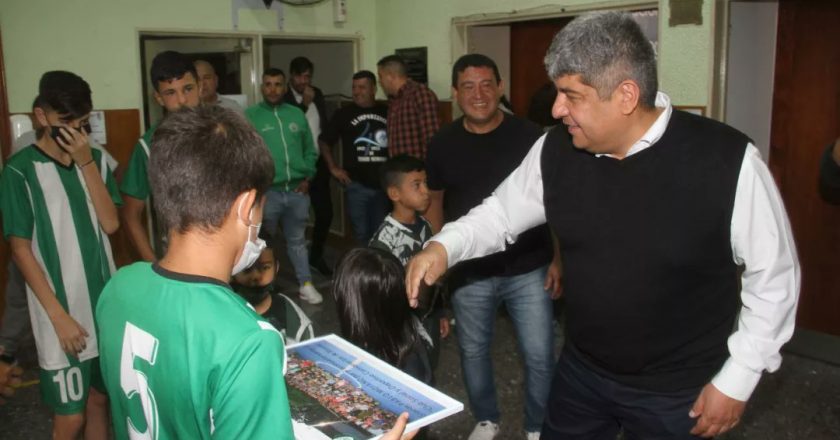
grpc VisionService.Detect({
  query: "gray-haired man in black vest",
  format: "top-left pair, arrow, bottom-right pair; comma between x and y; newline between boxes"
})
406,11 -> 800,440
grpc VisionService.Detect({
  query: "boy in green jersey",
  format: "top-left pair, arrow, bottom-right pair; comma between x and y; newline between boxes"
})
120,51 -> 201,262
0,71 -> 121,440
96,104 -> 416,440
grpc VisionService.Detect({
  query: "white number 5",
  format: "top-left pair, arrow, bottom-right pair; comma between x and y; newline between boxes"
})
120,322 -> 160,440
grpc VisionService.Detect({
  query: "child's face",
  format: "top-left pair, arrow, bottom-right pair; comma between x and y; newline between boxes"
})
232,248 -> 276,287
392,170 -> 430,212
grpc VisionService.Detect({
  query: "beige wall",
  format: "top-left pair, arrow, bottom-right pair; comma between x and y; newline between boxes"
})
375,0 -> 714,106
0,0 -> 377,113
1,0 -> 717,114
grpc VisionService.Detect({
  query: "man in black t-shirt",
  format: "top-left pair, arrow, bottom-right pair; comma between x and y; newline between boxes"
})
319,70 -> 389,243
425,54 -> 562,440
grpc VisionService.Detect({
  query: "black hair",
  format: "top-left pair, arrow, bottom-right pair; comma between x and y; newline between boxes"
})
150,51 -> 197,92
289,57 -> 314,75
333,247 -> 419,366
377,55 -> 407,77
380,154 -> 425,190
257,229 -> 283,264
149,105 -> 274,234
263,67 -> 286,80
35,71 -> 92,119
451,53 -> 502,88
352,70 -> 377,86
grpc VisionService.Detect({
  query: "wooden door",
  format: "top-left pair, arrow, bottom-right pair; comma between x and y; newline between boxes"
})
769,0 -> 840,335
509,18 -> 572,117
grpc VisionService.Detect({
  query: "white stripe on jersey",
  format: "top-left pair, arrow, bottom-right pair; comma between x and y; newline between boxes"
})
139,138 -> 150,157
257,321 -> 287,375
17,170 -> 67,369
31,162 -> 99,369
77,156 -> 117,275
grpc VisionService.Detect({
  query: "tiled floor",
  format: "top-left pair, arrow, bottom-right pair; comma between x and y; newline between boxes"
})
1,247 -> 839,439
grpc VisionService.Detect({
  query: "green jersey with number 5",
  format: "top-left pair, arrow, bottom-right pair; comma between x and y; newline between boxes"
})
96,262 -> 294,440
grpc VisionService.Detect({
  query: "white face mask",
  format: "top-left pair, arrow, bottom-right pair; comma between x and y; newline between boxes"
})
232,198 -> 267,276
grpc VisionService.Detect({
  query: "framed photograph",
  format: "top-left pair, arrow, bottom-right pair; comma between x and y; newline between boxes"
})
286,334 -> 463,439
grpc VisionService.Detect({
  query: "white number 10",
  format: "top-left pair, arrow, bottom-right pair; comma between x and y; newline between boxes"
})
120,322 -> 160,440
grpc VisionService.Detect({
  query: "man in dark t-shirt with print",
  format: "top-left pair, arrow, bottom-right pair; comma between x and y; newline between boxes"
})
425,54 -> 562,440
319,70 -> 389,243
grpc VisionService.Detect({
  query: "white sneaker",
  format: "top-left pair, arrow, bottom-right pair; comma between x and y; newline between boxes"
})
526,431 -> 541,440
468,421 -> 499,440
299,282 -> 323,304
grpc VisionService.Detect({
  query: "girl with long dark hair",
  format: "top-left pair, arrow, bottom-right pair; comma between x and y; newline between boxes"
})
333,247 -> 434,385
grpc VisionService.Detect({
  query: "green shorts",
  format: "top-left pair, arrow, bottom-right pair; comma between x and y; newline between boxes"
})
39,356 -> 105,415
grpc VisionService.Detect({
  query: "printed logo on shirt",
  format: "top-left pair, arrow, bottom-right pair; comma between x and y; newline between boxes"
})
353,123 -> 388,162
289,123 -> 300,133
261,124 -> 275,133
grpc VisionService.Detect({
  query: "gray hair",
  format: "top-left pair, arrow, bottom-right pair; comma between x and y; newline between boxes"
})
544,11 -> 658,108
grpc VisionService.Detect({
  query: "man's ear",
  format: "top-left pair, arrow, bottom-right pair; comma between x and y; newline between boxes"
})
616,80 -> 641,115
153,89 -> 165,107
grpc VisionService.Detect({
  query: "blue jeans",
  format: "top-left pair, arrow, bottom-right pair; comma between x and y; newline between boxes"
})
542,347 -> 704,440
451,265 -> 554,432
345,182 -> 389,244
262,189 -> 312,284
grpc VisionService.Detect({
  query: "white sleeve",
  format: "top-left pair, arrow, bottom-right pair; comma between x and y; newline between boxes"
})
431,133 -> 549,268
711,143 -> 800,401
90,140 -> 119,170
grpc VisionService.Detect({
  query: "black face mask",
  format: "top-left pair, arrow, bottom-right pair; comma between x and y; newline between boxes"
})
49,123 -> 91,147
232,282 -> 272,307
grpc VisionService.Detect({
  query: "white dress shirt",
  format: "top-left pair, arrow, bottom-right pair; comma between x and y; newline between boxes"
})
291,87 -> 321,143
432,92 -> 800,401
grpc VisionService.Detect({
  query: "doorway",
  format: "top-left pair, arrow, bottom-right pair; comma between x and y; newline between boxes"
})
768,0 -> 840,338
462,8 -> 658,124
262,37 -> 358,240
139,33 -> 259,128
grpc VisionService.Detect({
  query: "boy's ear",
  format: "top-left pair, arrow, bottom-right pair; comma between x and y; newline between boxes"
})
231,189 -> 259,225
386,186 -> 400,202
33,107 -> 49,128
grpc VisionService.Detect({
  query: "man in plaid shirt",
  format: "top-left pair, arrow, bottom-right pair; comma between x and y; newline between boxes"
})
377,55 -> 440,159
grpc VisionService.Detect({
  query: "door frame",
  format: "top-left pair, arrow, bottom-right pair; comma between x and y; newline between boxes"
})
450,0 -> 658,118
0,26 -> 11,163
259,33 -> 362,240
137,29 -> 263,130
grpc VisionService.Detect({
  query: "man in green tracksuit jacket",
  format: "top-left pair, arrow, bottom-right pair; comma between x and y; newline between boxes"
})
245,67 -> 323,305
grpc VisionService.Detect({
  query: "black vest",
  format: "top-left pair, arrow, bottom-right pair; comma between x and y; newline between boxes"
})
541,110 -> 749,391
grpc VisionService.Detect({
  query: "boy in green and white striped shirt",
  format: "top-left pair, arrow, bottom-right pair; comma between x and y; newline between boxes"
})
120,51 -> 202,262
0,71 -> 121,439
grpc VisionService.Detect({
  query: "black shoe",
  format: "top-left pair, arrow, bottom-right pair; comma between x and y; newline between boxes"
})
309,257 -> 333,276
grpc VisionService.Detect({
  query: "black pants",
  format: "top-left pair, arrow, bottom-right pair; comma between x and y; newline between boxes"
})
542,348 -> 705,440
308,157 -> 333,261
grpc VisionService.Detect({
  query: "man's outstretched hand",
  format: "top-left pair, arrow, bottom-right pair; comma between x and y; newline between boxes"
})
405,242 -> 448,308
